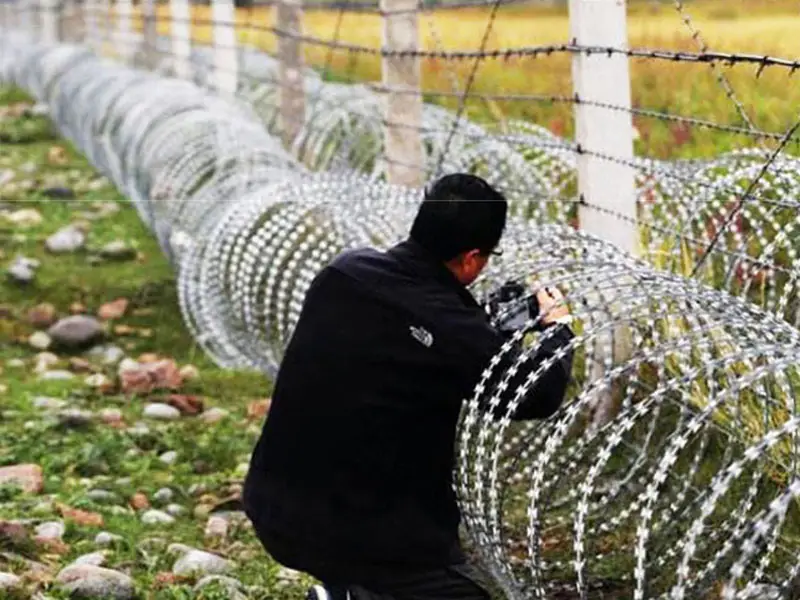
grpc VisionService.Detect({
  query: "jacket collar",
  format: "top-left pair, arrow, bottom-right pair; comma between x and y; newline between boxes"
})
388,239 -> 481,309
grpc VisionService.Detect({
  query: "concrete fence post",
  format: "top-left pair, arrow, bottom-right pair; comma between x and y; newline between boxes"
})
277,0 -> 304,147
380,0 -> 423,187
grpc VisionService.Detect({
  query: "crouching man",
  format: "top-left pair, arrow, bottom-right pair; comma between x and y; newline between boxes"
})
243,174 -> 575,600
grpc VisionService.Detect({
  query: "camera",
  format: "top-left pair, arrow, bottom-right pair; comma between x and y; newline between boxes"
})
484,279 -> 542,333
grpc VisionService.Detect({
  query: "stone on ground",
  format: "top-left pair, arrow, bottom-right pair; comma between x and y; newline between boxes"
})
94,532 -> 122,546
27,302 -> 57,327
99,240 -> 136,261
143,403 -> 181,421
141,509 -> 175,525
172,549 -> 232,577
67,551 -> 108,568
0,463 -> 43,493
47,315 -> 104,349
7,255 -> 38,284
0,572 -> 22,591
28,331 -> 51,350
55,564 -> 135,600
34,521 -> 65,541
45,224 -> 86,254
152,488 -> 173,504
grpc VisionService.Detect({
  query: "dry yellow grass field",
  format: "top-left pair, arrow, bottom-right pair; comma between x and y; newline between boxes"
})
135,0 -> 800,158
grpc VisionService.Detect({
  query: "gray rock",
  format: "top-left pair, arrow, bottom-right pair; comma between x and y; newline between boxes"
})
17,256 -> 40,269
47,315 -> 104,349
94,531 -> 122,546
172,549 -> 231,577
7,257 -> 36,284
102,346 -> 126,365
141,509 -> 175,525
33,396 -> 67,410
204,515 -> 228,539
55,564 -> 135,600
159,451 -> 178,465
99,240 -> 136,261
38,370 -> 75,381
68,550 -> 108,568
33,352 -> 59,373
0,571 -> 22,591
98,408 -> 123,423
87,489 -> 121,505
45,225 -> 86,254
6,358 -> 26,369
58,409 -> 94,428
34,520 -> 65,540
86,344 -> 125,366
166,543 -> 193,556
85,374 -> 111,389
153,487 -> 174,504
201,407 -> 229,424
29,331 -> 52,350
117,358 -> 139,375
6,208 -> 42,226
143,403 -> 180,421
165,503 -> 185,517
19,161 -> 37,174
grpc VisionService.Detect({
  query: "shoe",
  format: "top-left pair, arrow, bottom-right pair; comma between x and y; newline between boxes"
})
306,584 -> 351,600
306,585 -> 328,600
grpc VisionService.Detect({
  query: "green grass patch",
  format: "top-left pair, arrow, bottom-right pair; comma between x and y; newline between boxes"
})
0,87 -> 306,599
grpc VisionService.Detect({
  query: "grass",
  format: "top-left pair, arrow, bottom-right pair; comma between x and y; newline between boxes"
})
0,89 -> 311,599
125,0 -> 800,159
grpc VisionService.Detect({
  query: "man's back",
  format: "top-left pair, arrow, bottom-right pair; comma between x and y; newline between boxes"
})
243,240 -> 507,583
243,238 -> 574,589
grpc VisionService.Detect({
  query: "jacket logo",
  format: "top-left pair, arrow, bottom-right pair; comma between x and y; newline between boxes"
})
409,325 -> 433,348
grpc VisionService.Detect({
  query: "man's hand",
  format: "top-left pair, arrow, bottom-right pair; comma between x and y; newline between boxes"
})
536,286 -> 571,325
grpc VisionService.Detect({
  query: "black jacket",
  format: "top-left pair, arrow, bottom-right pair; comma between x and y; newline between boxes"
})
243,239 -> 574,585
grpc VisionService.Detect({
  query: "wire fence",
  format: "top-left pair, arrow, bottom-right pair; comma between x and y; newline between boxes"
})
25,0 -> 798,314
2,1 -> 800,598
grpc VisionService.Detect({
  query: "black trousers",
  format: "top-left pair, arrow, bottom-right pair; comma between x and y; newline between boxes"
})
322,563 -> 493,600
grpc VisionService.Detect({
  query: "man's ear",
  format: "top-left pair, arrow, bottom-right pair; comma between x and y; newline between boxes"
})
463,249 -> 482,263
